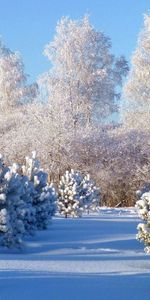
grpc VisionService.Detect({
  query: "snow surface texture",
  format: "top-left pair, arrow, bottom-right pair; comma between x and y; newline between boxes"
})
0,208 -> 150,300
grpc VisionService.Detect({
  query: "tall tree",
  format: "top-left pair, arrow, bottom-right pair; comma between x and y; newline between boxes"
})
124,13 -> 150,106
0,40 -> 38,162
123,13 -> 150,131
40,16 -> 128,124
0,40 -> 37,111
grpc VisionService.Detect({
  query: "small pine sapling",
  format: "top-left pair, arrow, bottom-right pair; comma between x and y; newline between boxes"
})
0,158 -> 26,247
136,187 -> 150,253
80,173 -> 100,213
21,152 -> 57,230
58,169 -> 100,218
58,170 -> 83,218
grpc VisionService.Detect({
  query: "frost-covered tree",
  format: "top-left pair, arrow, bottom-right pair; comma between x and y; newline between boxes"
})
123,13 -> 150,131
34,15 -> 128,185
118,12 -> 150,207
136,188 -> 150,253
21,152 -> 57,229
40,16 -> 128,124
0,40 -> 39,166
57,169 -> 100,218
124,13 -> 150,106
0,40 -> 37,111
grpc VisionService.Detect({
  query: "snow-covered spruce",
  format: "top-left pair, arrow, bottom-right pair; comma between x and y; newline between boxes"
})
57,169 -> 100,218
0,152 -> 57,248
21,152 -> 57,230
0,157 -> 26,247
81,173 -> 100,213
57,170 -> 83,218
136,189 -> 150,253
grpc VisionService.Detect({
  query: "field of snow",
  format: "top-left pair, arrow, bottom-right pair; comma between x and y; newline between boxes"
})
0,208 -> 150,300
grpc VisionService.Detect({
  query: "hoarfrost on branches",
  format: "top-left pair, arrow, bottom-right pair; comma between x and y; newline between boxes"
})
41,16 -> 128,124
123,13 -> 150,132
0,40 -> 37,110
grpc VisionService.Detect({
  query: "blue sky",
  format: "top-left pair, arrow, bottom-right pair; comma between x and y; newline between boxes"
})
0,0 -> 149,82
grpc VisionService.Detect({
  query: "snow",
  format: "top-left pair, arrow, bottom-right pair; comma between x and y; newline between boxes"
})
0,208 -> 150,300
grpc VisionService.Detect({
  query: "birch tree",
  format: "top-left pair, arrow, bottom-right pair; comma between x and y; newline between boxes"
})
123,13 -> 150,131
40,16 -> 128,125
0,40 -> 38,163
0,40 -> 37,111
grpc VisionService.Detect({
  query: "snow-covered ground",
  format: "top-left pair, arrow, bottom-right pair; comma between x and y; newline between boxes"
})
0,208 -> 150,300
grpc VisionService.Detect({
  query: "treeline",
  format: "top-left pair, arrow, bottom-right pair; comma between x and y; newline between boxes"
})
0,14 -> 150,207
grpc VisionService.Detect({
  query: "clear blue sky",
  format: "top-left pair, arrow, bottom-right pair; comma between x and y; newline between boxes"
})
0,0 -> 149,82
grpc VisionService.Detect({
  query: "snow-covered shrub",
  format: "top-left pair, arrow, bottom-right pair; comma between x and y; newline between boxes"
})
136,189 -> 150,253
57,169 -> 100,218
21,151 -> 57,230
